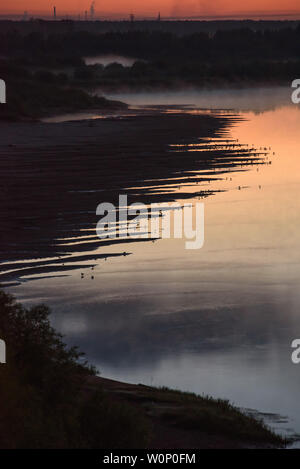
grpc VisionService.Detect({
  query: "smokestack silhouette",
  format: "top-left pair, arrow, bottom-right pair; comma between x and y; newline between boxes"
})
53,6 -> 56,20
90,1 -> 95,19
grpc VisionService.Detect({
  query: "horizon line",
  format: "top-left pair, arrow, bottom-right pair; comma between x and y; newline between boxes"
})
1,9 -> 300,20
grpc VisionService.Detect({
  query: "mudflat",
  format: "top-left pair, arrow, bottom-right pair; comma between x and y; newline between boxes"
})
0,109 -> 266,282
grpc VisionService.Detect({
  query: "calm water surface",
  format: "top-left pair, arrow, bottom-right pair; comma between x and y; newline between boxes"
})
8,87 -> 300,440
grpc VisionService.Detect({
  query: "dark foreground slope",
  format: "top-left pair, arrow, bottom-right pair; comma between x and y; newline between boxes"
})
85,376 -> 287,449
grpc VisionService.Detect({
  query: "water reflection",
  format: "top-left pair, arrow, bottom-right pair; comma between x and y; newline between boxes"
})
0,114 -> 267,283
6,91 -> 300,440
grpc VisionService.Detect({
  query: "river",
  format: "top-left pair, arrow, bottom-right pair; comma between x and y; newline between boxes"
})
7,86 -> 300,442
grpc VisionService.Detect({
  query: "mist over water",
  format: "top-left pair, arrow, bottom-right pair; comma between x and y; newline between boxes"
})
44,86 -> 292,123
101,86 -> 292,113
84,55 -> 139,67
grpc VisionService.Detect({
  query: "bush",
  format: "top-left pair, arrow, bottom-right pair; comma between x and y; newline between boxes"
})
0,290 -> 151,448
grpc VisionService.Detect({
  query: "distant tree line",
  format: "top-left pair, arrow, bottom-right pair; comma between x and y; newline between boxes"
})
1,27 -> 300,62
1,27 -> 300,119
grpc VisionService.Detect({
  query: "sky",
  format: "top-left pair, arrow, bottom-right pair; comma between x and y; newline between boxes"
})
1,0 -> 300,19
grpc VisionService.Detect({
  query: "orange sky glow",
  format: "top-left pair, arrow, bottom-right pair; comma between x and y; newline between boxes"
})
1,0 -> 300,19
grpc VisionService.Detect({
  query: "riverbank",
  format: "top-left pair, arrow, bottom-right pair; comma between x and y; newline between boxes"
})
84,375 -> 286,449
0,80 -> 127,121
0,289 -> 287,448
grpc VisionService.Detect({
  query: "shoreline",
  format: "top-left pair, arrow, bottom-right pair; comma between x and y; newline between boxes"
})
0,288 -> 289,448
0,82 -> 291,124
0,109 -> 268,282
84,374 -> 287,449
0,107 -> 289,449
